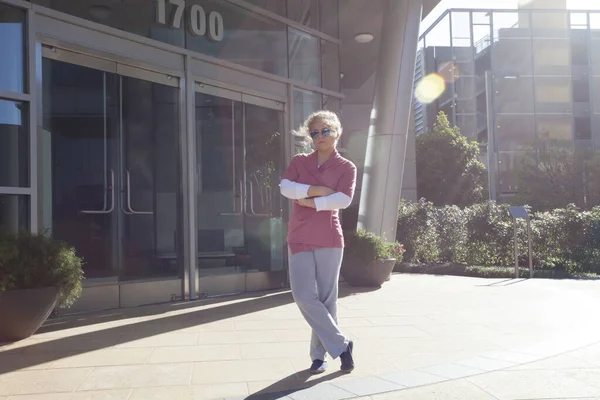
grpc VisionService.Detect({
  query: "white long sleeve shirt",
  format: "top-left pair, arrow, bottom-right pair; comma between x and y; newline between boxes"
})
280,179 -> 352,212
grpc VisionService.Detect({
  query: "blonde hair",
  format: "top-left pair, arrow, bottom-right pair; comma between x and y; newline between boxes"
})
297,110 -> 343,140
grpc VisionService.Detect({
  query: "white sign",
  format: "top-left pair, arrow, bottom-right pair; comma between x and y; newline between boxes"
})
156,0 -> 224,41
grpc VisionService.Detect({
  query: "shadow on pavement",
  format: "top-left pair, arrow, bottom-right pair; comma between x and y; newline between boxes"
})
0,284 -> 378,375
478,278 -> 528,287
244,370 -> 347,400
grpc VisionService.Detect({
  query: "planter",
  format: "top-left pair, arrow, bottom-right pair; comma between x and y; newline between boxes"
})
0,287 -> 58,342
341,259 -> 396,287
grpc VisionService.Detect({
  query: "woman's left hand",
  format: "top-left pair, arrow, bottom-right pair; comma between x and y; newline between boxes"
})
295,198 -> 316,208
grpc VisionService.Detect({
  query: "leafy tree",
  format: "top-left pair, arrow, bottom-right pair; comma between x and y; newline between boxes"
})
514,140 -> 600,211
416,111 -> 488,207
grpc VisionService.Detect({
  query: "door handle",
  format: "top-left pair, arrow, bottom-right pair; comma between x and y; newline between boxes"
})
220,179 -> 243,216
80,169 -> 115,214
124,170 -> 154,215
247,180 -> 270,217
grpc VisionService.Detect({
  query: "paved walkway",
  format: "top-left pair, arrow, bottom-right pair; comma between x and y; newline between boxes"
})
1,274 -> 600,400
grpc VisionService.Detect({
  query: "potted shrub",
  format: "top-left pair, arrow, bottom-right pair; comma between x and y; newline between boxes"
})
0,231 -> 84,342
341,229 -> 405,287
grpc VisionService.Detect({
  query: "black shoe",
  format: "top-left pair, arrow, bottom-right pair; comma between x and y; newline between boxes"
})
340,341 -> 354,373
309,359 -> 327,374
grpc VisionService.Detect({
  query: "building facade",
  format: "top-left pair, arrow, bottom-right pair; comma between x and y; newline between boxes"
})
414,2 -> 600,201
0,0 -> 437,312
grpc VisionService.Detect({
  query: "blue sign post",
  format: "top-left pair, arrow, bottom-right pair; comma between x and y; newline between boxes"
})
508,206 -> 533,279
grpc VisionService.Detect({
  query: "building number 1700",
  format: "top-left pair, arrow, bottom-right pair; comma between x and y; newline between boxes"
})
156,0 -> 224,41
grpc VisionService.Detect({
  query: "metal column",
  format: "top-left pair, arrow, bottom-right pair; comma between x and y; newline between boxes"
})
357,0 -> 423,241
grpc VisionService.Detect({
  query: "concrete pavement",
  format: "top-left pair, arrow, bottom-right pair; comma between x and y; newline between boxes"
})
1,274 -> 600,399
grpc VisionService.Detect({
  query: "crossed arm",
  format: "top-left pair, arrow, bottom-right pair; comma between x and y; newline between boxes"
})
280,179 -> 352,211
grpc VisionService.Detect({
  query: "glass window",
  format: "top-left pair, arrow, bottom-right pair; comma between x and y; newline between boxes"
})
572,75 -> 590,103
475,53 -> 491,75
321,39 -> 339,92
426,13 -> 450,47
571,35 -> 589,66
293,88 -> 321,154
570,12 -> 588,29
531,11 -> 568,38
495,114 -> 536,151
492,39 -> 532,75
242,0 -> 286,16
455,59 -> 475,76
497,152 -> 524,193
0,4 -> 26,93
535,77 -> 572,113
451,12 -> 472,49
187,0 -> 287,77
537,115 -> 572,142
493,11 -> 530,41
456,113 -> 477,139
0,100 -> 28,187
456,99 -> 476,114
591,13 -> 600,38
495,76 -> 534,114
288,28 -> 321,87
473,24 -> 491,54
32,0 -> 290,77
287,0 -> 318,30
319,0 -> 339,38
592,115 -> 600,144
473,12 -> 490,25
533,39 -> 571,75
322,95 -> 340,115
455,76 -> 476,100
293,88 -> 321,128
593,77 -> 600,112
575,116 -> 591,140
589,39 -> 600,74
0,194 -> 29,233
32,0 -> 185,47
322,95 -> 341,143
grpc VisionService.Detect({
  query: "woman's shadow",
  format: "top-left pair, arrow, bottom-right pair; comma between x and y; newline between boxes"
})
244,369 -> 347,399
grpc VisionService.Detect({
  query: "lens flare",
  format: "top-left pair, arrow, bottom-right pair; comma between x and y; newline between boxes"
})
415,74 -> 446,104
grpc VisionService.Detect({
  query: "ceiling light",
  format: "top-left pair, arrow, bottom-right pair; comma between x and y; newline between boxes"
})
354,33 -> 374,44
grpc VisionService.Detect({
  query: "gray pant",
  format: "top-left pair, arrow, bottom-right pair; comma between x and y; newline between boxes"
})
288,247 -> 349,361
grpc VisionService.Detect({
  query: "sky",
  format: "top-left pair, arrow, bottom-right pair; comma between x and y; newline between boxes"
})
421,0 -> 600,35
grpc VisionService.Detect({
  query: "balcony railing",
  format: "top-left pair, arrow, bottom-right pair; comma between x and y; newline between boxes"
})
474,34 -> 491,54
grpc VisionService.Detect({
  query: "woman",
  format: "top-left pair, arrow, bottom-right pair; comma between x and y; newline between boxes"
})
280,110 -> 357,374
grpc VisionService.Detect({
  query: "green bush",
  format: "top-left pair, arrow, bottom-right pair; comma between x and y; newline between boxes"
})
344,229 -> 404,268
464,201 -> 514,266
396,200 -> 600,274
433,205 -> 468,263
0,231 -> 85,308
397,199 -> 439,263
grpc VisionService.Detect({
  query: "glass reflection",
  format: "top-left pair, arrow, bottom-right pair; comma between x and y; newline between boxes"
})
321,39 -> 340,92
288,27 -> 321,86
0,100 -> 29,187
194,91 -> 285,277
293,89 -> 321,154
287,0 -> 319,29
186,0 -> 288,77
0,4 -> 25,93
32,0 -> 185,46
0,195 -> 29,233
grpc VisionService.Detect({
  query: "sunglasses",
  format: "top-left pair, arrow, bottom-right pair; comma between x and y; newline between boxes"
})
310,127 -> 333,139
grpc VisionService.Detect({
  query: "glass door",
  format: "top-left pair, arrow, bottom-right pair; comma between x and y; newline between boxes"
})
41,46 -> 183,306
194,83 -> 286,294
41,51 -> 119,280
118,69 -> 182,281
243,102 -> 286,273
